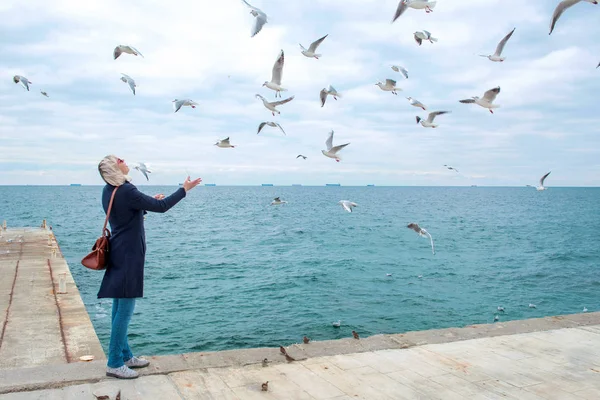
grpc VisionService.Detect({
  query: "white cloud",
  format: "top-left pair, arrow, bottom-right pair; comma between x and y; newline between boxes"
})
0,0 -> 599,186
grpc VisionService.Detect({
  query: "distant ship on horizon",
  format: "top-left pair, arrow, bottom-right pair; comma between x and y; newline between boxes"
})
292,184 -> 302,186
261,184 -> 274,186
326,183 -> 341,186
69,183 -> 82,186
205,183 -> 216,186
367,184 -> 375,187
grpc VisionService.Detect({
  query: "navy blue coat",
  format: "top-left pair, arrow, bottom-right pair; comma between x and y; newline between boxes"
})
97,182 -> 187,299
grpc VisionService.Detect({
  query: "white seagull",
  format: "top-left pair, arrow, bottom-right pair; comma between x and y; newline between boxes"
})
338,200 -> 358,213
407,223 -> 435,255
241,0 -> 268,37
257,121 -> 286,135
215,137 -> 236,148
406,97 -> 427,110
459,86 -> 501,114
13,75 -> 32,91
320,85 -> 341,107
583,307 -> 588,312
113,45 -> 144,60
393,0 -> 437,22
263,50 -> 287,98
300,34 -> 328,59
529,303 -> 537,309
497,306 -> 505,312
255,94 -> 294,116
414,30 -> 438,46
120,73 -> 137,95
172,99 -> 199,113
376,79 -> 400,95
444,165 -> 459,173
332,320 -> 341,328
134,162 -> 152,181
416,111 -> 450,128
271,197 -> 287,205
40,90 -> 49,97
391,65 -> 409,79
536,171 -> 551,191
549,0 -> 597,35
480,28 -> 516,62
322,130 -> 350,162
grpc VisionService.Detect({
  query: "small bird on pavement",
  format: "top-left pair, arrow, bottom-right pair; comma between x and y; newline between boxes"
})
352,331 -> 360,339
303,336 -> 310,344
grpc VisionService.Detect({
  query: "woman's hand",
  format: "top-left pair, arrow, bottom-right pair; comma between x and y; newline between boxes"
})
153,194 -> 165,200
183,176 -> 202,192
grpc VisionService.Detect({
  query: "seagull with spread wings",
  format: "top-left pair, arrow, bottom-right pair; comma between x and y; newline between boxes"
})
113,45 -> 144,60
479,28 -> 516,62
320,85 -> 341,107
416,111 -> 450,128
257,121 -> 286,135
120,73 -> 137,95
13,75 -> 32,91
536,171 -> 551,191
300,34 -> 328,59
241,0 -> 268,37
376,79 -> 400,95
391,65 -> 409,79
338,200 -> 358,213
549,0 -> 597,35
263,50 -> 287,98
134,163 -> 152,181
255,94 -> 294,116
322,130 -> 350,162
393,0 -> 437,22
215,137 -> 236,148
459,86 -> 501,114
407,223 -> 435,255
172,99 -> 198,113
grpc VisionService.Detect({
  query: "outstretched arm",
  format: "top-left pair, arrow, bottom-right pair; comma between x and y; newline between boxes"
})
128,186 -> 186,213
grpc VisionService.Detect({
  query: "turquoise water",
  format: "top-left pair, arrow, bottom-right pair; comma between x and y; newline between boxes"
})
1,186 -> 599,356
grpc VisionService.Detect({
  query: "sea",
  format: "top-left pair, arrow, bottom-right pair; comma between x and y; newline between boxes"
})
1,185 -> 599,356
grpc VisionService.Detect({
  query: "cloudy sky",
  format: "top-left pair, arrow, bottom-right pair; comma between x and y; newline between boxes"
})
1,0 -> 599,186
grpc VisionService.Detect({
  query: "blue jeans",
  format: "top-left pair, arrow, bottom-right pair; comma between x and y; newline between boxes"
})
107,298 -> 136,368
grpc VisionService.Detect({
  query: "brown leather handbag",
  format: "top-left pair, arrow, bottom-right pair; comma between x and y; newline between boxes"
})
81,187 -> 119,270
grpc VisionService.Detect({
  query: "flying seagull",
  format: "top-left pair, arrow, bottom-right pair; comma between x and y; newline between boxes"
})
322,130 -> 350,162
113,45 -> 144,60
120,73 -> 136,95
480,28 -> 516,62
339,200 -> 358,213
407,97 -> 426,110
536,171 -> 551,191
134,162 -> 152,181
393,0 -> 437,22
40,90 -> 49,97
300,34 -> 328,59
391,65 -> 409,79
296,155 -> 307,160
271,197 -> 287,205
444,165 -> 459,173
172,99 -> 198,113
241,0 -> 268,37
407,223 -> 435,255
414,30 -> 438,46
320,85 -> 341,107
13,75 -> 32,91
376,79 -> 400,95
255,94 -> 294,116
416,111 -> 450,128
459,86 -> 501,114
263,50 -> 287,98
257,121 -> 286,135
215,137 -> 236,148
549,0 -> 597,35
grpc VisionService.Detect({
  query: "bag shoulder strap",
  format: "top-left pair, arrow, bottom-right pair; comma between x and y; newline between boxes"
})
102,186 -> 119,236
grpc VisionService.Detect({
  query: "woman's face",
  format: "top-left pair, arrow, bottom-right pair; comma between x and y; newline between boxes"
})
116,157 -> 130,174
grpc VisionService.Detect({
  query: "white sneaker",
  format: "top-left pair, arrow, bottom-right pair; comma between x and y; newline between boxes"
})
106,365 -> 139,379
124,356 -> 150,369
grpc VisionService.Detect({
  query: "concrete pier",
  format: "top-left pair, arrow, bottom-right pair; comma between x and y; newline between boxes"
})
2,225 -> 600,399
0,226 -> 105,369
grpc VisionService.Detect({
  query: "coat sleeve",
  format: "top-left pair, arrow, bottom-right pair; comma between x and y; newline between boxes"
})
127,185 -> 187,213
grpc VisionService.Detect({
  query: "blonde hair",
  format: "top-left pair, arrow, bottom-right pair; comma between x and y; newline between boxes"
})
98,155 -> 132,186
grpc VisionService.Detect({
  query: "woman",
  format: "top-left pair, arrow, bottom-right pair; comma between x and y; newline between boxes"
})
97,155 -> 201,379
